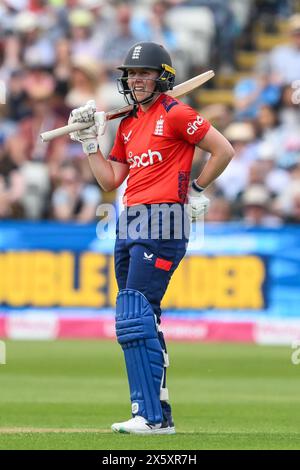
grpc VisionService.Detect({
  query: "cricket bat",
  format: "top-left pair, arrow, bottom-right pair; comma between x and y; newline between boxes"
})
40,70 -> 214,142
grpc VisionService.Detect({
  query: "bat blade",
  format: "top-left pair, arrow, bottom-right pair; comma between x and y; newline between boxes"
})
169,70 -> 214,99
40,70 -> 214,142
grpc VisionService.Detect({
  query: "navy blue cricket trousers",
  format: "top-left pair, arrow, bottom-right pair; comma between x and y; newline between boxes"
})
114,204 -> 190,322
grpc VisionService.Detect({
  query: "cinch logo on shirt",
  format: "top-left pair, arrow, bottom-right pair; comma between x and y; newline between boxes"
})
187,115 -> 204,135
127,149 -> 163,169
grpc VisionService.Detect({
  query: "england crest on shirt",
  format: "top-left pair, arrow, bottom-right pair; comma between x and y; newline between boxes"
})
154,115 -> 164,136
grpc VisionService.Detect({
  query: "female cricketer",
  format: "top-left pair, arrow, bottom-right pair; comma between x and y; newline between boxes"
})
68,42 -> 234,435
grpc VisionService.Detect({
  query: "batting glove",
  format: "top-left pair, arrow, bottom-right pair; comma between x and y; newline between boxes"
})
68,100 -> 107,155
187,180 -> 210,220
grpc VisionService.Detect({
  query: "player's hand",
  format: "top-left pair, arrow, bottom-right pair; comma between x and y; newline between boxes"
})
94,111 -> 107,137
68,101 -> 107,155
187,180 -> 210,220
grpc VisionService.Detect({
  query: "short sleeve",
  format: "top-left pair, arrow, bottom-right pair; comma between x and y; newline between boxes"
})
167,102 -> 211,145
107,123 -> 128,164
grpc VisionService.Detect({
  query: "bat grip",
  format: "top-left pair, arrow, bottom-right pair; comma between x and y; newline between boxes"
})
40,121 -> 94,143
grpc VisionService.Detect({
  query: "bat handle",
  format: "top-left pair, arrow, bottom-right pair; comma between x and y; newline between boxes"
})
40,121 -> 94,143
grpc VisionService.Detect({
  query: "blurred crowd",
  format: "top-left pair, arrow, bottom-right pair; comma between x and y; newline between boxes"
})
0,0 -> 299,225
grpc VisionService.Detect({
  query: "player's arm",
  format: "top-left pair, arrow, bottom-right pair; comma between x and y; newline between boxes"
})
195,126 -> 234,189
88,152 -> 129,192
187,126 -> 234,219
168,103 -> 234,189
68,101 -> 129,192
168,104 -> 234,219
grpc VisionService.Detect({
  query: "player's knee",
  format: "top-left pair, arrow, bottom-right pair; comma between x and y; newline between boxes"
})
116,289 -> 158,345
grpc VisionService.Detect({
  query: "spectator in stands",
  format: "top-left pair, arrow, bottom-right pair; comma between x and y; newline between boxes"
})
0,34 -> 22,83
65,57 -> 101,109
6,69 -> 30,122
0,135 -> 25,218
256,103 -> 281,136
51,161 -> 102,222
100,3 -> 140,78
14,10 -> 56,68
268,14 -> 300,85
132,0 -> 178,51
216,122 -> 258,201
0,174 -> 11,218
200,104 -> 234,133
254,0 -> 294,32
163,0 -> 215,78
83,0 -> 119,58
256,142 -> 290,196
0,1 -> 22,35
184,0 -> 240,71
205,197 -> 232,222
235,158 -> 282,217
275,164 -> 300,223
256,104 -> 300,168
18,68 -> 68,181
68,8 -> 100,61
262,0 -> 292,17
278,84 -> 300,129
54,37 -> 72,86
234,58 -> 280,120
0,102 -> 17,145
65,57 -> 113,157
288,191 -> 300,223
244,159 -> 268,186
241,184 -> 281,226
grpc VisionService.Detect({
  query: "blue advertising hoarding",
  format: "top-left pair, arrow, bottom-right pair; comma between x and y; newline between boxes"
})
0,221 -> 299,320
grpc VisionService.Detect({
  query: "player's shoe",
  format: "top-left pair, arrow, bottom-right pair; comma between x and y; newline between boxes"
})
111,416 -> 176,435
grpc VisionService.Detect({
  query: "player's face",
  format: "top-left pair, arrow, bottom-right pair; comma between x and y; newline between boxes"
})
127,68 -> 159,102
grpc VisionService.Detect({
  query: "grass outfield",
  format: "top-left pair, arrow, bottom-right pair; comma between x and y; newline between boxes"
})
0,340 -> 299,450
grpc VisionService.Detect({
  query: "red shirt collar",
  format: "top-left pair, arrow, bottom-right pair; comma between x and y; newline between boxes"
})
136,94 -> 165,117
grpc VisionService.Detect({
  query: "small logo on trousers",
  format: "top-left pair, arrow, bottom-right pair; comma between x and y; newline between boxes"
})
132,403 -> 139,414
143,252 -> 153,261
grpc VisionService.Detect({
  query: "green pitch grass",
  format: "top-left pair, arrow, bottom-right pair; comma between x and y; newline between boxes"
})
0,340 -> 299,450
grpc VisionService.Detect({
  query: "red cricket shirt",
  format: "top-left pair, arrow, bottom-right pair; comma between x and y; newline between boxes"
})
108,94 -> 211,206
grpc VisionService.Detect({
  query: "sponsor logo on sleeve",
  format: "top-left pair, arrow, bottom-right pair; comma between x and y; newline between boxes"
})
187,115 -> 204,135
